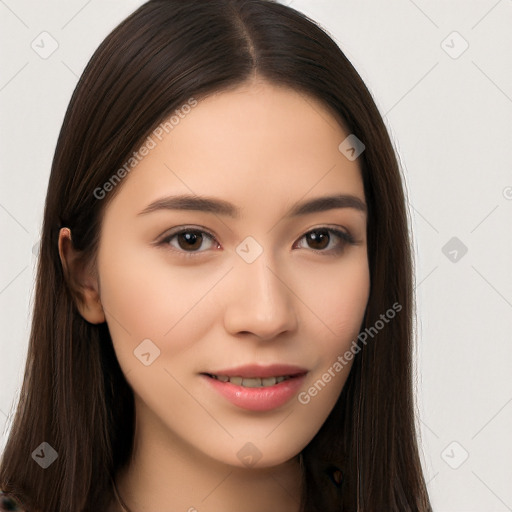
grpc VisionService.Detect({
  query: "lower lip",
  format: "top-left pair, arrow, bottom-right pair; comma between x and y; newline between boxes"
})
201,373 -> 307,412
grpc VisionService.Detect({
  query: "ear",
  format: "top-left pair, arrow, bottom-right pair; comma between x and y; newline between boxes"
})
58,227 -> 106,324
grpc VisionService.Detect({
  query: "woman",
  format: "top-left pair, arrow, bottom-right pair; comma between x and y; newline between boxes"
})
0,0 -> 432,510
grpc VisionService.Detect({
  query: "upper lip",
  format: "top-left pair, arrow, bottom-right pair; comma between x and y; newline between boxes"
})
202,364 -> 308,378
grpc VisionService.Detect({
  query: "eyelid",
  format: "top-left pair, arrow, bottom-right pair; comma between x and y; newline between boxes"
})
156,224 -> 357,257
293,225 -> 357,255
155,225 -> 219,254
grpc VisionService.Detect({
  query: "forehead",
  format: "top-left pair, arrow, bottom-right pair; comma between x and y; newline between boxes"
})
103,79 -> 365,218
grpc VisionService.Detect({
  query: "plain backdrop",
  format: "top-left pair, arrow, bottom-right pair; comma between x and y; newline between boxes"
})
1,1 -> 511,510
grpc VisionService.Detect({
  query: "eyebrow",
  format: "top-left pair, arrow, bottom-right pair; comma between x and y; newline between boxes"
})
137,193 -> 367,218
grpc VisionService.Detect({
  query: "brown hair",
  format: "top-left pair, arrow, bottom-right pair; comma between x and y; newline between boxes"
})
0,1 -> 432,510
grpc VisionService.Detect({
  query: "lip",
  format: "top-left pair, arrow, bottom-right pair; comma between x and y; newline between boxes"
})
203,363 -> 308,379
200,364 -> 308,412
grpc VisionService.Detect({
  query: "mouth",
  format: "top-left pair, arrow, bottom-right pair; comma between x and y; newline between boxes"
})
200,368 -> 308,412
202,373 -> 303,388
200,363 -> 308,387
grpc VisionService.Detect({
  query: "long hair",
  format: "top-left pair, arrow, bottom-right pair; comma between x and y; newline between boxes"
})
0,1 -> 432,510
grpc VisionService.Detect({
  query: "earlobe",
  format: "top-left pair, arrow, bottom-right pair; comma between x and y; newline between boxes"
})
58,227 -> 106,324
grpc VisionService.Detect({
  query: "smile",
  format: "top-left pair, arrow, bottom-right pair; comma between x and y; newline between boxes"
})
206,374 -> 294,387
201,371 -> 308,411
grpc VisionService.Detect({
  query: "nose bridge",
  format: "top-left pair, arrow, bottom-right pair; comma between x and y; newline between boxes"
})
223,241 -> 298,338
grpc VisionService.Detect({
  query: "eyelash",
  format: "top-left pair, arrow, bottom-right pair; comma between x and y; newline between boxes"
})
157,225 -> 356,259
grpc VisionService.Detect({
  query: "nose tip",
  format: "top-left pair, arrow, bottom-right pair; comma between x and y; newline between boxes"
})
223,254 -> 298,340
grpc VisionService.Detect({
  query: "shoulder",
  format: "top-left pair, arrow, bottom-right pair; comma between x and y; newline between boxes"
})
0,490 -> 26,511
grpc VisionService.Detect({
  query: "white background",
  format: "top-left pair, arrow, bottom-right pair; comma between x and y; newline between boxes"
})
1,1 -> 511,510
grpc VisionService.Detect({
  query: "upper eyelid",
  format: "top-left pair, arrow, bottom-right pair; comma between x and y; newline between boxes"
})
157,225 -> 217,243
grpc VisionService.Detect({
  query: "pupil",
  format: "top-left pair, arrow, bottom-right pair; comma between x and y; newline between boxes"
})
308,230 -> 329,250
178,231 -> 202,250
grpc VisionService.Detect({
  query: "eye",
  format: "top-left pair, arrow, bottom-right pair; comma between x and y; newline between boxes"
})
159,227 -> 219,256
294,227 -> 355,255
158,225 -> 356,258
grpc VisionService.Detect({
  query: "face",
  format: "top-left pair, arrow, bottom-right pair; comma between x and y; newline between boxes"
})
94,79 -> 370,468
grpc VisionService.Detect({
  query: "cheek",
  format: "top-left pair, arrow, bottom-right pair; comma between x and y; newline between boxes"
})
295,257 -> 369,398
327,265 -> 370,349
299,255 -> 370,345
96,241 -> 224,364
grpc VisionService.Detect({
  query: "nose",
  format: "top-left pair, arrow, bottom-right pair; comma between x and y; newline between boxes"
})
223,251 -> 298,341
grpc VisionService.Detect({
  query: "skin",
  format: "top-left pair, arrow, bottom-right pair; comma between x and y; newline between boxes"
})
59,77 -> 370,512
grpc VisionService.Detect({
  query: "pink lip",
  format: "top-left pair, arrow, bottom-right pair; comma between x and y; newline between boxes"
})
200,368 -> 308,412
203,363 -> 308,379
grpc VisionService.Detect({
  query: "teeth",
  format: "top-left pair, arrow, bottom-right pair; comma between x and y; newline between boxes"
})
241,377 -> 262,388
209,374 -> 293,387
